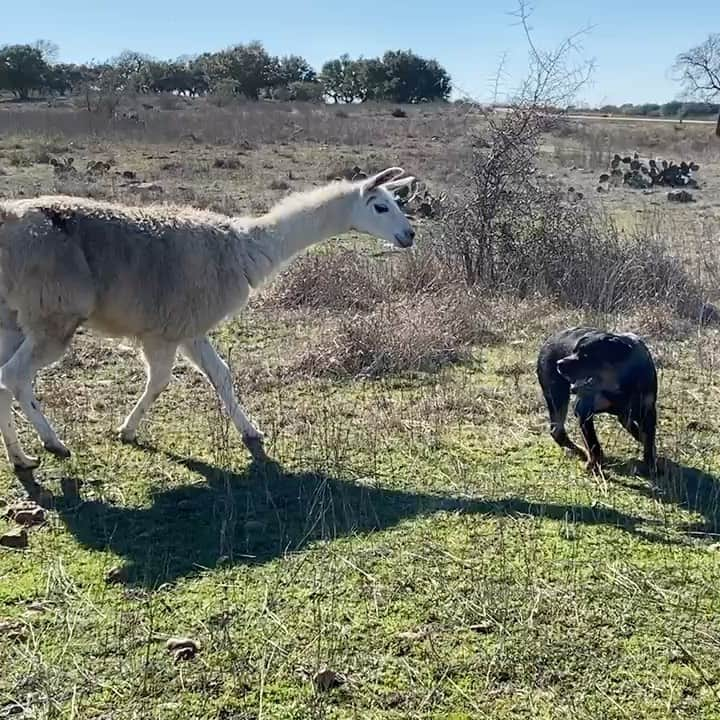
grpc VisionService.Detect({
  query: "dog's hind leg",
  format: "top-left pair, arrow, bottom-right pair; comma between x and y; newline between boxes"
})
631,404 -> 657,476
619,402 -> 657,476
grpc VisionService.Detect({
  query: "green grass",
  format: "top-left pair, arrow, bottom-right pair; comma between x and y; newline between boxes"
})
2,312 -> 720,719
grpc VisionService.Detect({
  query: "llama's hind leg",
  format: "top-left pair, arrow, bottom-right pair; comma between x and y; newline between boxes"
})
0,331 -> 73,459
0,328 -> 39,469
119,340 -> 177,444
180,336 -> 264,448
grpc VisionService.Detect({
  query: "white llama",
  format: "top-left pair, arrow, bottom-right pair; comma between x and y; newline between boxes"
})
0,167 -> 416,469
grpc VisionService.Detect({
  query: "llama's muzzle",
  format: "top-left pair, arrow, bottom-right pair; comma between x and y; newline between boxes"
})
394,229 -> 415,248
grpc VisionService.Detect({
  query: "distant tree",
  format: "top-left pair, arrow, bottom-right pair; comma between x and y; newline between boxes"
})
0,44 -> 51,99
33,39 -> 59,63
271,79 -> 324,102
661,100 -> 684,117
321,50 -> 451,103
680,101 -> 720,116
356,57 -> 388,101
674,34 -> 720,136
277,55 -> 316,84
142,60 -> 200,95
216,42 -> 280,99
380,50 -> 451,103
44,63 -> 81,95
320,54 -> 363,102
107,50 -> 154,93
191,53 -> 223,93
144,60 -> 173,92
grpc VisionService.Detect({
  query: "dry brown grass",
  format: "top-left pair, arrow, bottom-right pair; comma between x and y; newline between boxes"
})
290,290 -> 494,379
0,98 -> 479,149
548,117 -> 720,171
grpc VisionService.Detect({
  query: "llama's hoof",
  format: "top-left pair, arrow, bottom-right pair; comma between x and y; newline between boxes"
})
118,428 -> 138,445
44,442 -> 71,459
243,434 -> 267,460
12,455 -> 40,472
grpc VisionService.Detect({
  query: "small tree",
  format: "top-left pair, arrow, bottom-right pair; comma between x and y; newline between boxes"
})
108,50 -> 154,93
674,34 -> 720,137
321,51 -> 451,103
0,44 -> 50,99
320,54 -> 363,103
661,100 -> 684,117
356,58 -> 388,101
44,63 -> 79,95
380,50 -> 451,103
286,81 -> 324,102
218,42 -> 279,99
277,55 -> 316,84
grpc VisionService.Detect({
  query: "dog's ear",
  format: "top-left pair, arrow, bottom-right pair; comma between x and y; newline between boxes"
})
573,330 -> 605,356
608,335 -> 635,349
603,335 -> 635,362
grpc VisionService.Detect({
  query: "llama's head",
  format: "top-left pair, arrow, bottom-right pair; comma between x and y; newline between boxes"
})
350,167 -> 416,249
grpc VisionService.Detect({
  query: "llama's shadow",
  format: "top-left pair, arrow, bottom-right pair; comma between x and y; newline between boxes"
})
17,453 -> 679,588
608,456 -> 720,534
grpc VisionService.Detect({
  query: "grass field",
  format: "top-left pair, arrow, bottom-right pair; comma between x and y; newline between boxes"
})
1,99 -> 720,719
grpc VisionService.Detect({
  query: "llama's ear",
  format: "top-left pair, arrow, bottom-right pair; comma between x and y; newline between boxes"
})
362,167 -> 405,192
384,176 -> 416,193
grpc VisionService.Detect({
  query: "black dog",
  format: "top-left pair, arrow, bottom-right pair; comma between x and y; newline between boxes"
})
537,327 -> 657,474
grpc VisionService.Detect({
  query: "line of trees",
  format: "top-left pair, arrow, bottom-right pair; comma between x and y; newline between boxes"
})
584,101 -> 720,118
0,41 -> 452,104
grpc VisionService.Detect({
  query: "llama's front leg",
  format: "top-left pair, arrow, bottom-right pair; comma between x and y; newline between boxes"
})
0,334 -> 71,460
180,336 -> 264,448
119,341 -> 177,443
0,387 -> 38,469
0,327 -> 39,468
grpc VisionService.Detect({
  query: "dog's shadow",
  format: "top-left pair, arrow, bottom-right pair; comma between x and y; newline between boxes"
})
608,456 -> 720,534
16,451 -> 689,588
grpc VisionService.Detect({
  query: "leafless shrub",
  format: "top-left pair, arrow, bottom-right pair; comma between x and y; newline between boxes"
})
264,240 -> 452,315
213,156 -> 242,169
290,290 -> 494,379
269,178 -> 290,190
266,249 -> 388,312
439,162 -> 710,318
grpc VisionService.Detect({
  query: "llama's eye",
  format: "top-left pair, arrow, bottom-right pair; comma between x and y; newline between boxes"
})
373,204 -> 389,214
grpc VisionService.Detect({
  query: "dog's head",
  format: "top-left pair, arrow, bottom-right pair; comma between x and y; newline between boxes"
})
556,331 -> 637,394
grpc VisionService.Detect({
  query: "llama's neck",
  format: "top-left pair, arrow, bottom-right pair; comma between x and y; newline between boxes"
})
239,185 -> 355,287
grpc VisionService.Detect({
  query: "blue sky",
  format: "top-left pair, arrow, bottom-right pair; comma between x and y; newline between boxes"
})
2,0 -> 718,105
